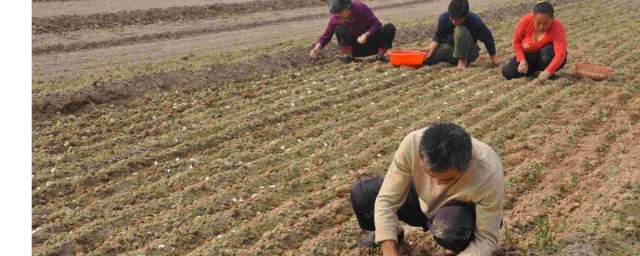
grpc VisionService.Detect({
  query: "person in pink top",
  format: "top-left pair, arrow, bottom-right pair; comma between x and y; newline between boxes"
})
309,0 -> 396,64
502,0 -> 568,81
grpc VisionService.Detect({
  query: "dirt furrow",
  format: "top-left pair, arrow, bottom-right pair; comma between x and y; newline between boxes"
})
33,0 -> 328,34
32,65 -> 428,252
38,64 -> 504,254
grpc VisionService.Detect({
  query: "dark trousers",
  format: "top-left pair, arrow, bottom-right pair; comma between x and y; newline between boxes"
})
424,25 -> 480,66
502,44 -> 567,80
334,23 -> 396,57
350,176 -> 476,253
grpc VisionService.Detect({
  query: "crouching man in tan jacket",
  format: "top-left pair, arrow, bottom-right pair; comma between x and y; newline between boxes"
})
350,122 -> 504,255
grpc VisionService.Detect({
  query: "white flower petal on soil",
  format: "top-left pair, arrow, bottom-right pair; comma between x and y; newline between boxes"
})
323,143 -> 328,147
205,176 -> 210,181
269,185 -> 276,188
217,235 -> 223,239
154,161 -> 158,165
259,186 -> 265,189
251,193 -> 258,198
176,158 -> 180,162
232,198 -> 237,202
189,164 -> 193,169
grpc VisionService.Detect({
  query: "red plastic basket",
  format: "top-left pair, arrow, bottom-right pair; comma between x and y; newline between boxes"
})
574,62 -> 613,81
388,50 -> 426,67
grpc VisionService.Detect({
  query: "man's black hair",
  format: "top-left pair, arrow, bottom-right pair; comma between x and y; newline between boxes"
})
448,0 -> 470,19
533,0 -> 554,18
419,122 -> 473,173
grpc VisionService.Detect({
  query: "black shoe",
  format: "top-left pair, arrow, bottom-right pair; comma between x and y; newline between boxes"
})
343,56 -> 354,64
376,55 -> 389,63
358,228 -> 404,248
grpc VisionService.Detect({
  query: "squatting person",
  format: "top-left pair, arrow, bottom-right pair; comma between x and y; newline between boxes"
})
309,0 -> 396,63
502,0 -> 568,81
350,122 -> 504,256
423,0 -> 500,68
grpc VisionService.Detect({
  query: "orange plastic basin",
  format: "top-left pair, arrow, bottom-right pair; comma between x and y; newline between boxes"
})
388,50 -> 426,67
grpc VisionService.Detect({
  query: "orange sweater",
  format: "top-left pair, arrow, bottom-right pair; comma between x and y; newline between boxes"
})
513,13 -> 568,75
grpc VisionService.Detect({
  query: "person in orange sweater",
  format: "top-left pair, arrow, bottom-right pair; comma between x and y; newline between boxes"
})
502,0 -> 567,81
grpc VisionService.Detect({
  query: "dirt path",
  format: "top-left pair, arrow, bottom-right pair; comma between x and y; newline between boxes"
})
32,0 -> 499,82
33,0 -> 270,18
32,0 -> 332,34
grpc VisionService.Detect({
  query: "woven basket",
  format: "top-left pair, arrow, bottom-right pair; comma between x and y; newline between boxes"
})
574,62 -> 613,81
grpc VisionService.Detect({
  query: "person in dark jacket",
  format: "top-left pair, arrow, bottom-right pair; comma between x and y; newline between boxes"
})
309,0 -> 396,64
423,0 -> 500,69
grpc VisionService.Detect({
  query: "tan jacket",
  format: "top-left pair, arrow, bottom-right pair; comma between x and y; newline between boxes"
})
374,128 -> 504,256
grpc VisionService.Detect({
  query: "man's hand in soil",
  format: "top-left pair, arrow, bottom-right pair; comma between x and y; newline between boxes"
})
517,59 -> 528,74
490,54 -> 501,67
309,44 -> 322,58
357,32 -> 370,44
380,240 -> 399,256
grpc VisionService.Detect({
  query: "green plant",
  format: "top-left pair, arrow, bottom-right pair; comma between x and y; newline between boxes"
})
535,216 -> 556,252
